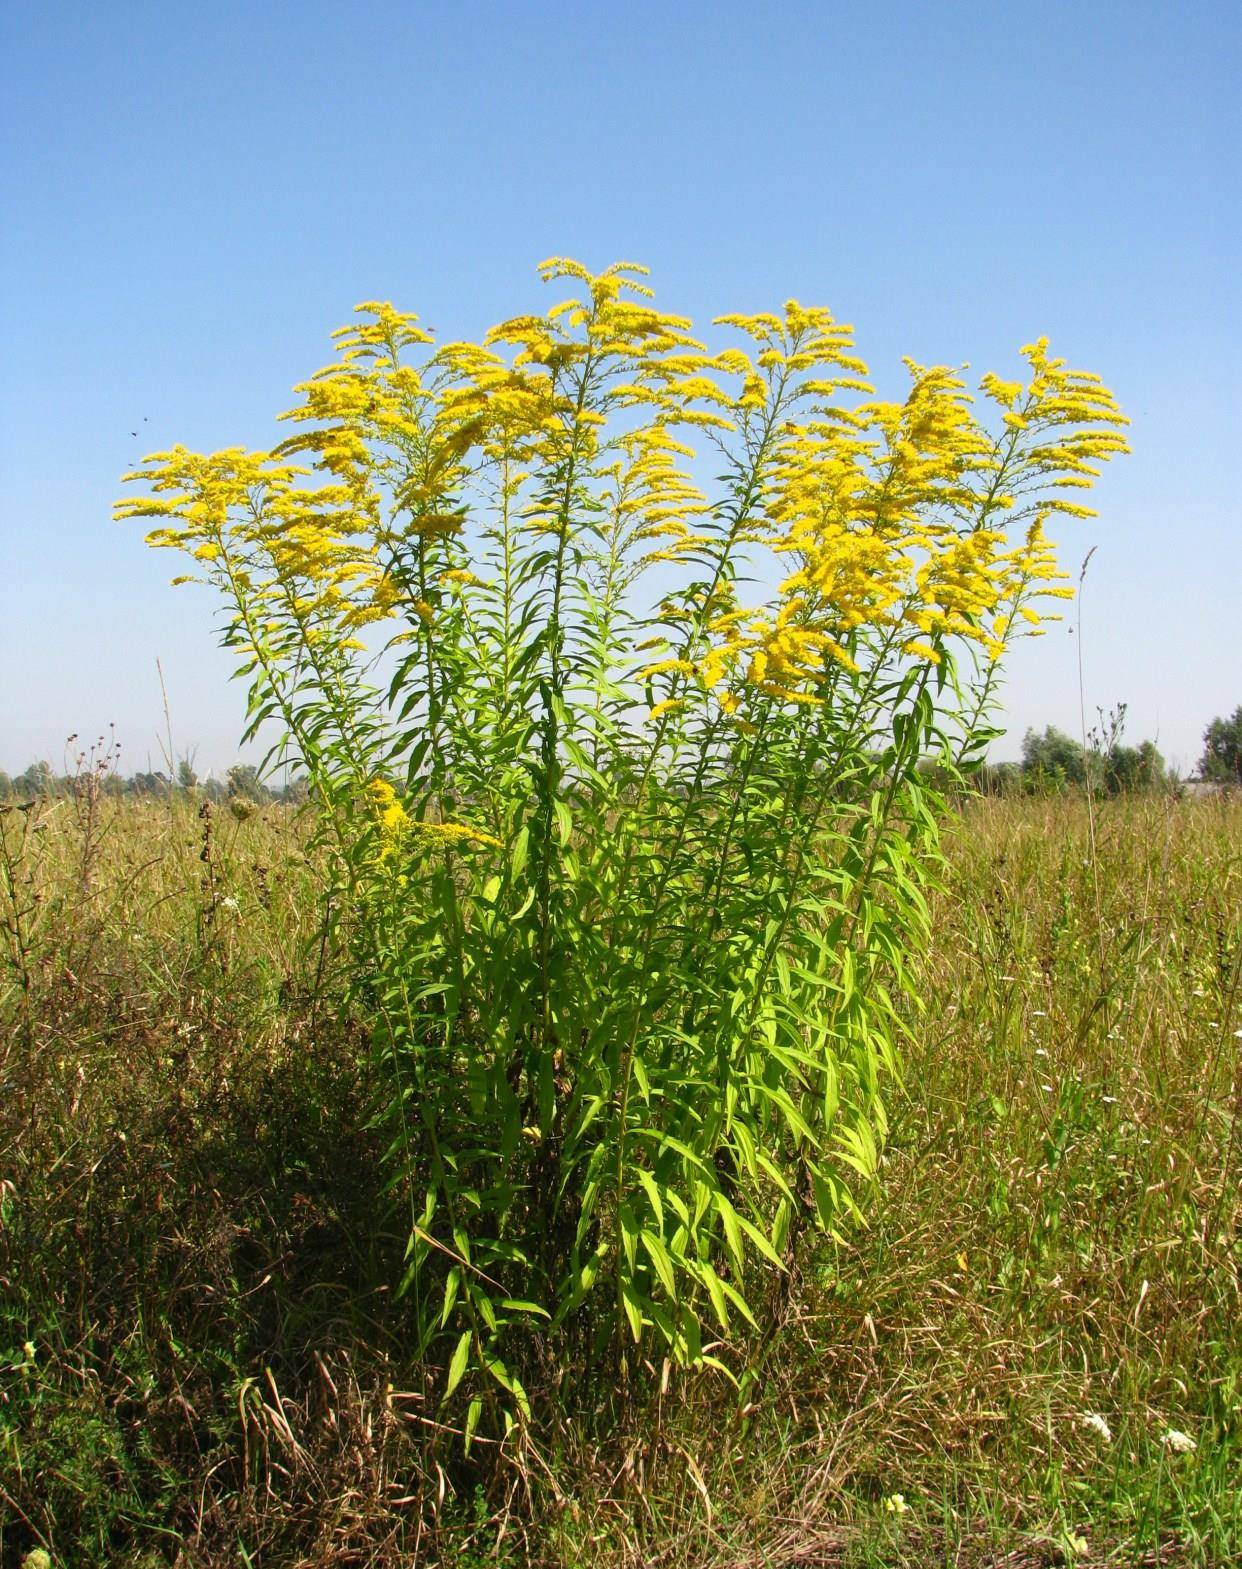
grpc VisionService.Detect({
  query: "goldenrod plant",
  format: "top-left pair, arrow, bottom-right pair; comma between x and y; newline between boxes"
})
119,259 -> 1127,1436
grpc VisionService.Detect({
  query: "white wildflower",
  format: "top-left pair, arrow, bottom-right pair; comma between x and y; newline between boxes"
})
1162,1428 -> 1196,1454
1081,1412 -> 1112,1442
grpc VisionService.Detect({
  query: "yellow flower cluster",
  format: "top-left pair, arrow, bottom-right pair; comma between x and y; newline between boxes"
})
662,329 -> 1126,711
118,259 -> 1127,732
367,778 -> 500,856
419,822 -> 504,850
116,443 -> 396,647
368,777 -> 408,836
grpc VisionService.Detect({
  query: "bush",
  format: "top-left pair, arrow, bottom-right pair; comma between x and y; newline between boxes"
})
118,258 -> 1128,1432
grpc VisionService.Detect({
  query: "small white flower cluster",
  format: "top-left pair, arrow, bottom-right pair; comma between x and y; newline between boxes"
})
1079,1414 -> 1200,1456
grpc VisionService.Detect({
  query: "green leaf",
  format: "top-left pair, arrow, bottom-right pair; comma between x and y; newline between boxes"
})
510,826 -> 530,881
552,799 -> 573,845
699,1261 -> 731,1332
640,1229 -> 678,1298
634,1167 -> 664,1230
714,1192 -> 745,1271
485,1356 -> 531,1417
497,1298 -> 551,1319
620,1279 -> 645,1343
443,1330 -> 471,1401
440,1267 -> 461,1327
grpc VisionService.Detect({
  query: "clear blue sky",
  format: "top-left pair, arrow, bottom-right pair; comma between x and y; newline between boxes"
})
2,0 -> 1237,777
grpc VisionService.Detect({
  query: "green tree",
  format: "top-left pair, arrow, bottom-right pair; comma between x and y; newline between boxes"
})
14,761 -> 55,799
977,760 -> 1022,795
1021,726 -> 1088,788
279,775 -> 310,805
225,763 -> 270,803
128,770 -> 170,797
1198,706 -> 1242,784
1103,739 -> 1166,795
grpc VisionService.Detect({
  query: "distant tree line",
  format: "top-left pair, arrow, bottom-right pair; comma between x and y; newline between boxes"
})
974,702 -> 1241,796
0,758 -> 308,806
3,705 -> 1238,805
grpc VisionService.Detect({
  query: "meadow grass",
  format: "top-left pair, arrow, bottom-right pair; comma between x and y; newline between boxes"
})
2,791 -> 1238,1567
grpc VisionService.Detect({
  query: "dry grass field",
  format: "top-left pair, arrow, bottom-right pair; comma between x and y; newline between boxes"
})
2,790 -> 1238,1567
